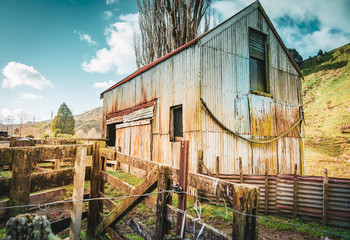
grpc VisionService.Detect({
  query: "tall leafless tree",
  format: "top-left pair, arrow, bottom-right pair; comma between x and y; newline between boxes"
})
134,0 -> 213,69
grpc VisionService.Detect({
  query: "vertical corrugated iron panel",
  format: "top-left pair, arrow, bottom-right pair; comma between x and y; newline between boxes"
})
249,94 -> 277,137
235,17 -> 248,58
220,133 -> 238,174
276,103 -> 300,138
251,141 -> 278,175
234,96 -> 250,135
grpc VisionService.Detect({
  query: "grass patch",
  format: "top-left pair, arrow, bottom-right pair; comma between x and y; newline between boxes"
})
259,215 -> 350,239
107,170 -> 143,186
0,170 -> 11,178
302,43 -> 350,178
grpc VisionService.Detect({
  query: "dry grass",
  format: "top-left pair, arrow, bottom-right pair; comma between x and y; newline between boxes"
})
304,148 -> 350,178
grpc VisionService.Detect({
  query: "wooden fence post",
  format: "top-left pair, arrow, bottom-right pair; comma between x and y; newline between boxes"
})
116,146 -> 121,170
323,168 -> 328,226
155,165 -> 170,240
265,159 -> 269,215
87,141 -> 106,240
239,157 -> 243,183
69,147 -> 87,240
176,140 -> 189,237
232,185 -> 259,240
293,164 -> 298,218
54,158 -> 61,170
8,149 -> 33,218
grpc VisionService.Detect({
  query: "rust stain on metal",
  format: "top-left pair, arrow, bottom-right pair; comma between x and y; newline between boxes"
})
106,99 -> 157,120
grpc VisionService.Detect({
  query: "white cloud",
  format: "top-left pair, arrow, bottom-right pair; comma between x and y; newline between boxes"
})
20,93 -> 44,100
1,62 -> 53,90
82,13 -> 138,75
212,0 -> 250,20
104,11 -> 113,20
93,80 -> 116,90
213,0 -> 350,58
106,0 -> 118,5
0,108 -> 34,124
74,31 -> 97,45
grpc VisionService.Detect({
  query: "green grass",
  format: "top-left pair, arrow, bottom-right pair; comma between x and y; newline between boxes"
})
0,228 -> 6,239
259,215 -> 350,239
107,170 -> 143,186
301,43 -> 350,177
0,170 -> 11,178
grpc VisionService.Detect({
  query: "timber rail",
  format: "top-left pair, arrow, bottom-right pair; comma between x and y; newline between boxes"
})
0,143 -> 94,237
88,142 -> 260,240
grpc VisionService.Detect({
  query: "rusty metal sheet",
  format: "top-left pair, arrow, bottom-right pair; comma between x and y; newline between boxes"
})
249,94 -> 277,137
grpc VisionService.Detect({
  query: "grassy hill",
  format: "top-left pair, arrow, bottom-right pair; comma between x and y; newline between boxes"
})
13,107 -> 103,138
301,43 -> 350,177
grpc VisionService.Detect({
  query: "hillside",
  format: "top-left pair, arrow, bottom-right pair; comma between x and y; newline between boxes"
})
10,107 -> 103,138
301,43 -> 350,177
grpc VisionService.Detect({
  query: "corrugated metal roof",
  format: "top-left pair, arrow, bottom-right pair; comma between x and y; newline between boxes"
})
101,1 -> 303,99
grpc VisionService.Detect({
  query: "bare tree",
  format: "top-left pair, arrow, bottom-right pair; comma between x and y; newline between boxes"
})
134,0 -> 212,69
4,115 -> 15,136
19,113 -> 26,137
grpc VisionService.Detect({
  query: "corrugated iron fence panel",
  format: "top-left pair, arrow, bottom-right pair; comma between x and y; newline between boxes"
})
219,173 -> 350,227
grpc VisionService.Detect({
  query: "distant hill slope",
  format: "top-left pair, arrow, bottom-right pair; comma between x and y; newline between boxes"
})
17,107 -> 103,138
301,43 -> 350,177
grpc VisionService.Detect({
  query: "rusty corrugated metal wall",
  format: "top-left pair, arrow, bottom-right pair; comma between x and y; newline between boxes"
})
199,6 -> 303,175
102,3 -> 303,176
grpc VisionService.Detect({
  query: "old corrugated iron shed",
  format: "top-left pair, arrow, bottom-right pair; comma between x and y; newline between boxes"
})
101,1 -> 304,176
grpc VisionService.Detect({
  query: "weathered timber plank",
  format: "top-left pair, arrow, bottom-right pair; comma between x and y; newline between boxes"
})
100,194 -> 153,240
106,227 -> 124,240
29,166 -> 91,193
51,211 -> 88,234
116,151 -> 157,173
176,141 -> 189,236
125,218 -> 153,240
155,165 -> 170,240
0,148 -> 12,165
100,148 -> 116,160
70,147 -> 87,240
232,184 -> 259,240
8,149 -> 33,218
0,188 -> 66,219
0,177 -> 10,198
87,141 -> 106,240
101,171 -> 134,194
0,144 -> 93,163
101,192 -> 229,240
95,165 -> 159,236
33,166 -> 49,172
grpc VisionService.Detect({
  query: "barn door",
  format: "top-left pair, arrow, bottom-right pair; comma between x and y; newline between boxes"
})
115,120 -> 151,159
115,120 -> 152,176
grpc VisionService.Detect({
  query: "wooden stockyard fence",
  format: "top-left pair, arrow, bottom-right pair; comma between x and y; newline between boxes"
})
0,139 -> 349,239
0,140 -> 259,240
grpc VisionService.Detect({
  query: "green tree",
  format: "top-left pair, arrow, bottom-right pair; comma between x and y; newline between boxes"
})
51,103 -> 75,135
288,48 -> 303,68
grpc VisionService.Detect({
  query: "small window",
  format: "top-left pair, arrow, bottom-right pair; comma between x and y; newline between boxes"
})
249,29 -> 269,93
170,105 -> 183,141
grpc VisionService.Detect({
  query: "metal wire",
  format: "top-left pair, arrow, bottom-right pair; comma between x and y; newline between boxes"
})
0,190 -> 348,239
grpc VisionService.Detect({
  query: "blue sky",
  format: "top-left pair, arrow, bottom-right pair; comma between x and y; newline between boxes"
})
0,0 -> 349,123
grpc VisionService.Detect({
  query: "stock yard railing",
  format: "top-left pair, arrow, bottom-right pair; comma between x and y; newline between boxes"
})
0,144 -> 94,237
87,142 -> 260,240
213,161 -> 350,228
